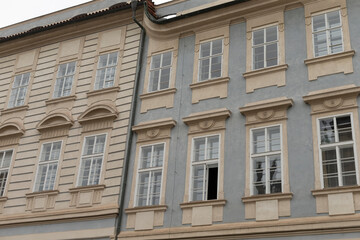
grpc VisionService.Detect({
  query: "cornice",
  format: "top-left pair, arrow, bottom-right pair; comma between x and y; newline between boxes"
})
239,97 -> 293,115
183,108 -> 231,125
303,84 -> 360,103
125,205 -> 167,214
242,192 -> 293,202
132,118 -> 176,132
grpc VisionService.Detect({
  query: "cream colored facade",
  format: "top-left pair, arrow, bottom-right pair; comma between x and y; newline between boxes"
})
0,1 -> 145,239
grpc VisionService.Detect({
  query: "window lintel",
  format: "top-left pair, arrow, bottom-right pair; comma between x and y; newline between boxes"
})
183,108 -> 231,126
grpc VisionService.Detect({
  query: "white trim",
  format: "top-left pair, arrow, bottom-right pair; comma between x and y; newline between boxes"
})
148,51 -> 173,92
197,38 -> 224,82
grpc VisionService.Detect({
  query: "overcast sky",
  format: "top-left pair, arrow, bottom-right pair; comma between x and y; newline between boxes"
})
0,0 -> 171,28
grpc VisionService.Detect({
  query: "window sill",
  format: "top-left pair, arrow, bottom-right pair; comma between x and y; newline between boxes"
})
243,64 -> 288,93
45,95 -> 76,106
69,184 -> 105,208
242,192 -> 292,221
180,199 -> 226,226
25,190 -> 59,212
125,205 -> 168,230
87,86 -> 120,97
0,105 -> 29,115
190,77 -> 229,103
311,185 -> 360,216
304,50 -> 355,81
139,88 -> 177,113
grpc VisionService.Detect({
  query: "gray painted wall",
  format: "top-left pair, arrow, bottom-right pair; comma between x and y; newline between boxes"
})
121,0 -> 360,235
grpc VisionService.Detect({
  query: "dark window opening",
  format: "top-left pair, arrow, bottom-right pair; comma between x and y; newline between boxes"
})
207,167 -> 218,200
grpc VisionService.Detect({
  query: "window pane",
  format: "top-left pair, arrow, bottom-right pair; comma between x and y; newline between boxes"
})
329,28 -> 343,54
13,75 -> 22,87
153,144 -> 164,167
2,151 -> 13,168
200,42 -> 211,58
313,14 -> 326,32
21,73 -> 30,85
253,129 -> 265,153
58,64 -> 67,77
0,171 -> 8,196
253,29 -> 264,45
212,39 -> 223,55
79,158 -> 91,186
98,54 -> 108,68
108,52 -> 118,66
192,165 -> 205,201
266,43 -> 278,67
268,126 -> 281,151
149,70 -> 160,92
266,26 -> 277,42
199,58 -> 210,81
140,146 -> 152,169
150,171 -> 162,205
194,138 -> 206,162
322,148 -> 338,188
327,11 -> 341,28
253,157 -> 265,195
269,155 -> 282,193
320,118 -> 335,144
207,136 -> 219,160
137,172 -> 150,206
41,143 -> 52,162
253,46 -> 264,69
50,142 -> 61,161
162,52 -> 172,67
84,136 -> 95,155
210,56 -> 222,79
159,67 -> 170,90
314,32 -> 327,57
340,146 -> 356,186
94,135 -> 106,154
337,116 -> 352,142
151,54 -> 161,69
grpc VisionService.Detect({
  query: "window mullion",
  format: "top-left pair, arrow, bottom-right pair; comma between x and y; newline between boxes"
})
147,171 -> 152,205
202,164 -> 207,201
336,146 -> 343,186
325,13 -> 331,55
334,117 -> 339,142
265,156 -> 270,194
264,29 -> 267,68
88,157 -> 94,186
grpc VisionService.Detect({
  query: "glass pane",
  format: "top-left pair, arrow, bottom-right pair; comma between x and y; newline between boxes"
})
8,89 -> 18,108
63,76 -> 73,96
21,73 -> 30,85
94,135 -> 106,154
41,143 -> 52,162
153,144 -> 164,167
314,32 -> 328,57
162,52 -> 172,67
149,70 -> 160,91
269,126 -> 281,151
253,157 -> 265,195
212,39 -> 223,55
194,138 -> 206,162
337,116 -> 352,142
159,68 -> 170,90
0,171 -> 8,196
140,146 -> 152,169
266,26 -> 277,42
199,58 -> 210,81
253,46 -> 264,69
151,54 -> 161,69
79,158 -> 91,186
54,77 -> 64,98
137,172 -> 149,206
50,142 -> 61,161
210,56 -> 222,79
58,64 -> 67,77
266,43 -> 278,67
313,14 -> 326,32
2,150 -> 13,168
269,155 -> 282,193
322,148 -> 339,188
320,118 -> 335,144
150,171 -> 162,205
253,129 -> 265,153
98,54 -> 108,68
84,136 -> 95,155
44,163 -> 57,190
253,29 -> 264,45
95,69 -> 105,90
327,11 -> 341,28
89,157 -> 102,185
329,28 -> 343,54
200,42 -> 211,58
340,146 -> 357,186
207,136 -> 219,160
108,52 -> 118,66
35,164 -> 48,191
13,75 -> 22,87
67,61 -> 76,75
192,165 -> 205,201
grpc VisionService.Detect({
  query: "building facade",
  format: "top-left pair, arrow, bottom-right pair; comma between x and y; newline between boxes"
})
0,1 -> 148,239
119,0 -> 360,239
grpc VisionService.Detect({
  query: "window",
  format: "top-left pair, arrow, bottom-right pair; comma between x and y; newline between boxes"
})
0,150 -> 13,196
318,115 -> 357,188
312,10 -> 343,57
8,72 -> 30,108
149,52 -> 172,92
34,141 -> 61,192
78,134 -> 106,186
198,39 -> 223,81
53,61 -> 76,98
191,135 -> 219,201
136,143 -> 164,206
252,26 -> 278,70
94,52 -> 118,90
251,126 -> 282,195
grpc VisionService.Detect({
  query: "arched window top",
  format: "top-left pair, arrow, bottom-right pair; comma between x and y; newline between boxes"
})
0,119 -> 24,147
78,103 -> 118,124
37,111 -> 74,131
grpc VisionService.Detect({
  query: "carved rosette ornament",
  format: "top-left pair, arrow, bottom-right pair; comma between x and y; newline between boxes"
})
146,128 -> 160,138
323,98 -> 343,109
255,109 -> 275,121
198,120 -> 215,130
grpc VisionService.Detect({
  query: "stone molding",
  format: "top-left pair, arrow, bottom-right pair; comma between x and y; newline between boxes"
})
69,184 -> 105,208
140,88 -> 177,113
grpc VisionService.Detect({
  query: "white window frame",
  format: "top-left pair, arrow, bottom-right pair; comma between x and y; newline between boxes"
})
316,113 -> 359,188
135,142 -> 165,207
312,9 -> 344,58
77,133 -> 107,187
0,149 -> 13,197
33,141 -> 62,192
198,38 -> 223,82
8,72 -> 30,108
53,61 -> 76,98
189,134 -> 220,201
252,25 -> 279,70
250,124 -> 283,195
148,51 -> 172,92
94,52 -> 118,90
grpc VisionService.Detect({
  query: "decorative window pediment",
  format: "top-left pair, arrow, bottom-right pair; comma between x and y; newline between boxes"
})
36,110 -> 73,140
0,120 -> 24,147
78,103 -> 118,132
